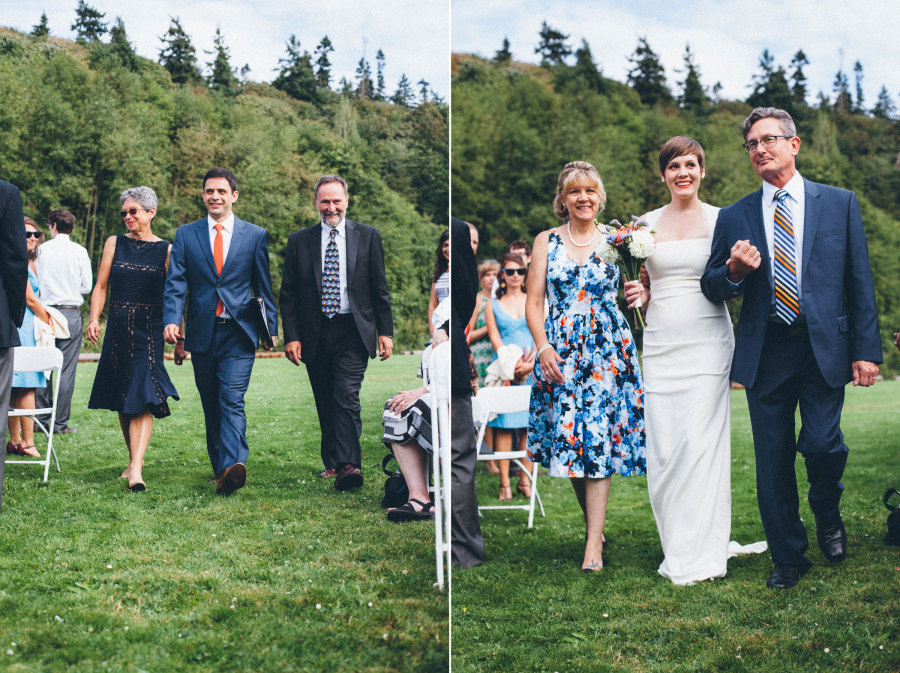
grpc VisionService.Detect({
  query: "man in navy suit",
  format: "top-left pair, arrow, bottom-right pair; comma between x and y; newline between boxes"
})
701,107 -> 882,589
0,180 -> 28,511
280,174 -> 393,491
164,168 -> 278,494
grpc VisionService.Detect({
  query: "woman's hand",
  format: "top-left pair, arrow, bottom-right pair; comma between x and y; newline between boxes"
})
86,319 -> 101,345
624,280 -> 649,310
537,346 -> 565,384
387,386 -> 426,414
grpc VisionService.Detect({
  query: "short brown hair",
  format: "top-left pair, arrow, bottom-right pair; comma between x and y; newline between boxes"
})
47,209 -> 76,234
554,161 -> 606,221
658,136 -> 705,175
496,252 -> 527,299
477,259 -> 500,281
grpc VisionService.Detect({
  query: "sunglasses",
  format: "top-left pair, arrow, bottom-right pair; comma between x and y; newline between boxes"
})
120,208 -> 141,218
25,231 -> 41,239
502,268 -> 526,276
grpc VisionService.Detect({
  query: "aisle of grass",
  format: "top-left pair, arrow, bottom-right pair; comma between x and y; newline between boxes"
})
0,355 -> 447,673
452,383 -> 900,673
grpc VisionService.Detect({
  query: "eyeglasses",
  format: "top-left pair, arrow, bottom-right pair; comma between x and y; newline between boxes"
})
120,208 -> 141,218
742,135 -> 793,153
25,231 -> 41,239
502,268 -> 526,277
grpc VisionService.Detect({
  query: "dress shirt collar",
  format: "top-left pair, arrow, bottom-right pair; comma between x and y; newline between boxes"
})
762,171 -> 804,205
52,232 -> 71,242
208,213 -> 235,233
321,218 -> 347,238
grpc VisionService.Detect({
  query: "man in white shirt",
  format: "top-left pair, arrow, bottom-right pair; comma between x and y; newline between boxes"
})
35,209 -> 92,433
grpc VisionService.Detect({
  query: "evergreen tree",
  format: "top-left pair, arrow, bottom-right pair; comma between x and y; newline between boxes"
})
315,36 -> 334,89
31,12 -> 50,38
375,49 -> 386,100
494,37 -> 512,63
158,17 -> 202,85
417,78 -> 430,104
71,0 -> 107,42
108,17 -> 136,69
392,73 -> 415,107
535,21 -> 571,66
832,68 -> 851,113
747,50 -> 792,111
711,81 -> 723,104
572,40 -> 603,92
626,36 -> 672,106
678,44 -> 706,111
872,86 -> 896,119
273,35 -> 318,103
853,61 -> 864,113
339,77 -> 354,95
206,27 -> 238,92
355,57 -> 373,100
789,50 -> 809,104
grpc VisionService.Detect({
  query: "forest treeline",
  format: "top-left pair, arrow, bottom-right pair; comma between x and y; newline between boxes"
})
0,24 -> 448,350
451,38 -> 900,373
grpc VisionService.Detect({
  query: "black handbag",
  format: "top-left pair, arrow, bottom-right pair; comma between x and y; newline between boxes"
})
380,454 -> 408,509
884,488 -> 900,547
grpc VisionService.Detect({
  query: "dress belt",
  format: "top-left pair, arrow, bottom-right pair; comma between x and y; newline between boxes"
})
50,305 -> 80,310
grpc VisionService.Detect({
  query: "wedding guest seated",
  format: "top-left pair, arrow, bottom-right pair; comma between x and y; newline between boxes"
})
381,346 -> 436,522
7,217 -> 51,458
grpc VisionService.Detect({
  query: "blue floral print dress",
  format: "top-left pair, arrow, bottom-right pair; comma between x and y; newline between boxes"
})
527,229 -> 646,478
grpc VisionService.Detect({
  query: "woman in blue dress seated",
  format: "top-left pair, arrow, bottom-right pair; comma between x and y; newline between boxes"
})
526,161 -> 646,571
7,217 -> 52,458
86,187 -> 179,492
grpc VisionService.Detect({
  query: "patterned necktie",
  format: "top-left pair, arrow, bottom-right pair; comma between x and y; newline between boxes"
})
773,189 -> 799,325
213,223 -> 224,316
322,227 -> 340,317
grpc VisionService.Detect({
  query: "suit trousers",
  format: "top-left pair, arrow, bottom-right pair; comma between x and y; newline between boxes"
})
0,347 -> 14,511
304,313 -> 369,470
190,320 -> 255,476
745,322 -> 848,568
451,393 -> 484,567
36,307 -> 82,431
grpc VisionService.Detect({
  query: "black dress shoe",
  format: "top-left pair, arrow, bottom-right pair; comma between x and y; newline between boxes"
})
334,464 -> 363,491
815,513 -> 847,562
766,564 -> 805,589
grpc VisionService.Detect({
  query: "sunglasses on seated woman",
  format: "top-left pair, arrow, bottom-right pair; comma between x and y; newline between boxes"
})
25,231 -> 41,239
502,268 -> 526,276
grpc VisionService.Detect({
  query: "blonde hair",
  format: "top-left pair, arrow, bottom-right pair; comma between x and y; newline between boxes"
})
554,161 -> 606,220
477,259 -> 500,281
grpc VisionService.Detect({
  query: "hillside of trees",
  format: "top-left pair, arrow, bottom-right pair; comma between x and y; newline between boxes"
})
451,32 -> 900,373
0,17 -> 447,350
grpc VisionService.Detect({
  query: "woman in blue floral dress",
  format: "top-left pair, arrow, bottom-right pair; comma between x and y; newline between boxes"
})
526,161 -> 646,571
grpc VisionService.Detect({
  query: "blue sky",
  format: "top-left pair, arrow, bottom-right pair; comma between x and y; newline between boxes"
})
0,0 -> 450,99
452,0 -> 900,107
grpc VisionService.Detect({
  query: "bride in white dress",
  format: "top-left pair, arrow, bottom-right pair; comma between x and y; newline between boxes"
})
625,136 -> 766,585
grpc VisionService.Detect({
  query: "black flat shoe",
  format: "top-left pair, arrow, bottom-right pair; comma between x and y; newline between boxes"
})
387,499 -> 435,522
766,564 -> 806,589
815,513 -> 847,562
128,480 -> 146,492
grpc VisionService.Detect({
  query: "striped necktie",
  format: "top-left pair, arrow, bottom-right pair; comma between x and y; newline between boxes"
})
322,227 -> 340,317
772,189 -> 799,324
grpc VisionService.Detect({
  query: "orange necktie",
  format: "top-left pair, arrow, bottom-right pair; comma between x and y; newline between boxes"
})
214,223 -> 224,316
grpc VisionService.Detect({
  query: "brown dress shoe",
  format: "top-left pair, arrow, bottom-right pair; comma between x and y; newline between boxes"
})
317,468 -> 337,478
334,464 -> 363,491
216,463 -> 247,494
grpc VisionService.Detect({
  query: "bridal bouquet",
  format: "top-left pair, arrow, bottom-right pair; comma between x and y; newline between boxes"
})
603,215 -> 655,329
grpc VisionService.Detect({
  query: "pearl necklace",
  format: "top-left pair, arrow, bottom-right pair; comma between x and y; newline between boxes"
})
567,221 -> 598,248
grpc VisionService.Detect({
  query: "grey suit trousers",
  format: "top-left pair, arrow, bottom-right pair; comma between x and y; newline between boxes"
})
36,307 -> 82,431
0,347 -> 14,510
451,393 -> 484,567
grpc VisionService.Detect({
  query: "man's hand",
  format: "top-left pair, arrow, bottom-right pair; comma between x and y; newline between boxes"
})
263,335 -> 277,351
284,340 -> 302,366
378,335 -> 393,361
726,240 -> 761,283
851,360 -> 879,387
432,328 -> 448,345
163,323 -> 181,344
173,340 -> 187,366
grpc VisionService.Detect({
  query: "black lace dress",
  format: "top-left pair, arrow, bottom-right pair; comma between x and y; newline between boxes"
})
89,235 -> 179,418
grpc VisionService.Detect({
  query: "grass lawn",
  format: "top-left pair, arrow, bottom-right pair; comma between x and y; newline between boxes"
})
0,354 -> 447,673
452,382 -> 900,673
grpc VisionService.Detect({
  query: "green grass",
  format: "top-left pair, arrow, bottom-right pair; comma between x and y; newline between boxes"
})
0,355 -> 447,672
452,383 -> 900,673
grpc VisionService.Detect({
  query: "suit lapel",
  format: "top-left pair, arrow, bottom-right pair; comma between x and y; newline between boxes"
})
801,180 -> 821,285
744,190 -> 773,293
193,219 -> 217,274
221,218 -> 247,277
310,224 -> 323,292
345,219 -> 359,285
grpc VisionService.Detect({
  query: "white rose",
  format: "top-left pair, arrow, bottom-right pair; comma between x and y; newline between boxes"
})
628,229 -> 655,259
596,242 -> 620,265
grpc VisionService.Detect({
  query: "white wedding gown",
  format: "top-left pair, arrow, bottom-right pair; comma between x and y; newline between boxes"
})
642,203 -> 766,585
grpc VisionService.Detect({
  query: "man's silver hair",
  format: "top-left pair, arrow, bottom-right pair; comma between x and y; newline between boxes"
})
741,107 -> 797,140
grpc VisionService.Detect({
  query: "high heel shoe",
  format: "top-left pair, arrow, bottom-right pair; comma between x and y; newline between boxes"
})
498,485 -> 513,501
516,480 -> 532,499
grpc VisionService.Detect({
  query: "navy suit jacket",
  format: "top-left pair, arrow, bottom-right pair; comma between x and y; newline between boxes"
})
700,179 -> 882,389
0,180 -> 28,348
280,219 -> 392,362
164,216 -> 278,354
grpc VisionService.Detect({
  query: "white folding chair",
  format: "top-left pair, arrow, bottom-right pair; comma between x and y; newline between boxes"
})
7,346 -> 64,481
426,341 -> 451,590
474,385 -> 545,528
